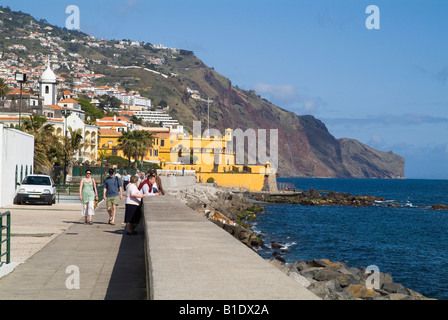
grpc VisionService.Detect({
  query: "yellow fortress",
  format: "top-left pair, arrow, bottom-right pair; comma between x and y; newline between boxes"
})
157,127 -> 278,192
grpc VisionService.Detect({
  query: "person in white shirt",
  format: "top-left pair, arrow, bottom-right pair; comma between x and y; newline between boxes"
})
125,175 -> 149,235
122,171 -> 131,190
139,174 -> 159,196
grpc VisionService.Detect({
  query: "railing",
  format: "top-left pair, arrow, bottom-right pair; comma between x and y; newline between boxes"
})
0,211 -> 11,264
56,183 -> 105,203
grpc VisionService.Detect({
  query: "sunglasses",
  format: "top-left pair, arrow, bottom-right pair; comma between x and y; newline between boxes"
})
86,172 -> 92,175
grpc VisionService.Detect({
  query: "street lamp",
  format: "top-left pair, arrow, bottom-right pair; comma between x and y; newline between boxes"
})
15,72 -> 27,129
62,109 -> 71,185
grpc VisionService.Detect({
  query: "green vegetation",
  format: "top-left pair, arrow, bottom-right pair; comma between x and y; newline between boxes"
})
206,177 -> 215,183
117,130 -> 154,169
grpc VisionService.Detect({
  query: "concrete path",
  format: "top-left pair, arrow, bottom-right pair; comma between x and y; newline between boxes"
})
144,195 -> 320,300
0,200 -> 147,300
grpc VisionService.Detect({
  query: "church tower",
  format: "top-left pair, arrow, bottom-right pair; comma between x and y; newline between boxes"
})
39,63 -> 57,106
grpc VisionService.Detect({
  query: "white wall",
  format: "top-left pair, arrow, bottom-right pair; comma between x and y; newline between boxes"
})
0,125 -> 35,207
160,175 -> 197,190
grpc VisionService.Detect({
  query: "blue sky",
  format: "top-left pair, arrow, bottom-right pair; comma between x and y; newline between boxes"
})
3,0 -> 448,179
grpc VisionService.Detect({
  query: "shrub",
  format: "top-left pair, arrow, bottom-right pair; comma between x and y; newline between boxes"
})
206,177 -> 215,183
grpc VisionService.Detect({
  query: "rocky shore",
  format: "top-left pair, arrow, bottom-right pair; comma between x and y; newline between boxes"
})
248,188 -> 386,207
168,184 -> 264,249
169,184 -> 432,300
268,258 -> 431,300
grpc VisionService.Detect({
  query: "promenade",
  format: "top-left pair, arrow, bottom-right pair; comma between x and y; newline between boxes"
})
0,200 -> 146,300
0,192 -> 320,300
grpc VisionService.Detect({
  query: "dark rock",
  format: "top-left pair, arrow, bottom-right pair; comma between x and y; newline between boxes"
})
272,253 -> 286,263
292,260 -> 309,272
306,259 -> 332,268
381,282 -> 411,295
271,241 -> 284,250
431,204 -> 448,210
300,267 -> 324,280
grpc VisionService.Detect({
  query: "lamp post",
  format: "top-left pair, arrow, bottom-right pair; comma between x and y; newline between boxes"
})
15,72 -> 27,129
62,109 -> 71,185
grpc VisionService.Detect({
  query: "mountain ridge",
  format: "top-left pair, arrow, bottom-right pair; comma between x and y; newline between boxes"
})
0,6 -> 405,178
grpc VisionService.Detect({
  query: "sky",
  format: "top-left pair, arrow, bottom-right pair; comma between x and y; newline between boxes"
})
2,0 -> 448,179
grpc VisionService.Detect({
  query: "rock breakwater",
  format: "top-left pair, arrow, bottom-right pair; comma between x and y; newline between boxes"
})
268,258 -> 432,300
248,188 -> 385,207
168,184 -> 264,249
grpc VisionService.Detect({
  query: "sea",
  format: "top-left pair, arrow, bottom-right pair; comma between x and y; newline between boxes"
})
251,178 -> 448,300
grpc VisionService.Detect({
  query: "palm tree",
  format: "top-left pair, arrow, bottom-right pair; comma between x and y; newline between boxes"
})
0,78 -> 9,101
117,130 -> 137,168
60,127 -> 88,176
21,115 -> 61,174
118,130 -> 154,169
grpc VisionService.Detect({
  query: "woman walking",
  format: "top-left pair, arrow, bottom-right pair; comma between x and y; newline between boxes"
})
79,170 -> 99,225
125,175 -> 149,235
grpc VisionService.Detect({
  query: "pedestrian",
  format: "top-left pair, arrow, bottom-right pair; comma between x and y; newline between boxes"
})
125,175 -> 149,235
139,173 -> 160,196
79,169 -> 99,225
103,168 -> 123,225
150,169 -> 165,195
122,171 -> 131,190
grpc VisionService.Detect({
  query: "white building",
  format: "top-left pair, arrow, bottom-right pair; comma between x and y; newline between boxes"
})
39,63 -> 58,106
51,113 -> 99,164
0,124 -> 34,207
131,110 -> 179,127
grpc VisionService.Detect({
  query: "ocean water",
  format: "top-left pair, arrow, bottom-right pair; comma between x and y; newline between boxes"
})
252,178 -> 448,300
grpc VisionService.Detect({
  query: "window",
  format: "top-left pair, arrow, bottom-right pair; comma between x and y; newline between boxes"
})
45,86 -> 49,94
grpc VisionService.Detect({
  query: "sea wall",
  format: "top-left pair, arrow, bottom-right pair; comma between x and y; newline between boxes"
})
141,194 -> 320,300
160,175 -> 197,189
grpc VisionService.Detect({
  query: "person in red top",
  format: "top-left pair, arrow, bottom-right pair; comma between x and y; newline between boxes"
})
139,173 -> 159,196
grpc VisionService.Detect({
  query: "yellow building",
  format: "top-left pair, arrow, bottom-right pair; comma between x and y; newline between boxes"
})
97,127 -> 169,164
96,124 -> 277,192
98,129 -> 122,158
158,128 -> 277,192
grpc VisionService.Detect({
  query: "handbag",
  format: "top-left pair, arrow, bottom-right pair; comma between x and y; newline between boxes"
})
94,198 -> 98,209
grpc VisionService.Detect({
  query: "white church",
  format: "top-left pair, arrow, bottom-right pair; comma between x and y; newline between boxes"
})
39,64 -> 98,165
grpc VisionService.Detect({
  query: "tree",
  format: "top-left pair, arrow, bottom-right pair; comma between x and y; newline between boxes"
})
21,115 -> 61,174
117,130 -> 137,168
59,127 -> 88,176
99,95 -> 121,112
117,130 -> 154,169
76,97 -> 104,124
0,78 -> 9,100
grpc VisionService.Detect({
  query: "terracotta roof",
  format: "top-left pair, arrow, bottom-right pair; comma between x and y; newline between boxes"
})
99,129 -> 122,136
44,105 -> 62,110
98,117 -> 132,123
58,98 -> 79,104
95,122 -> 127,127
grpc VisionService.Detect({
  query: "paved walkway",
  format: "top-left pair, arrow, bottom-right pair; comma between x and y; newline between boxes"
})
144,195 -> 320,300
0,199 -> 147,300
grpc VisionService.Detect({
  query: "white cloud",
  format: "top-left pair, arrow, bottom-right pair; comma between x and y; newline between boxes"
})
253,83 -> 324,115
253,83 -> 299,106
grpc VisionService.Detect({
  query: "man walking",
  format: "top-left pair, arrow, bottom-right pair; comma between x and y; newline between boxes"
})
103,168 -> 123,225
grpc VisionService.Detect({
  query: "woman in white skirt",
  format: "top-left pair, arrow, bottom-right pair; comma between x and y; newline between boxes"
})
79,170 -> 99,225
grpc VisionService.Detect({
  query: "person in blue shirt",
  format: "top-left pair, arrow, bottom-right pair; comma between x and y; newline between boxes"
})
103,168 -> 123,225
122,171 -> 131,191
